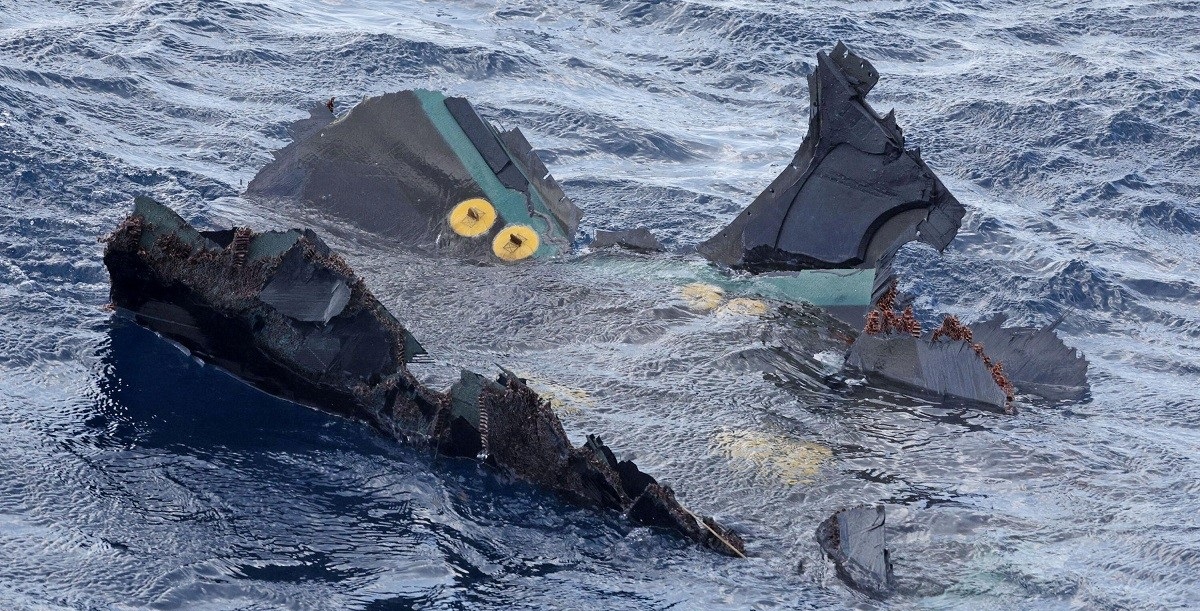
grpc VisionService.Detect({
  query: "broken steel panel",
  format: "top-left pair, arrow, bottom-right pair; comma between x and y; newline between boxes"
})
699,42 -> 965,272
847,334 -> 1010,409
846,284 -> 1088,408
245,91 -> 580,261
816,505 -> 895,598
968,315 -> 1090,401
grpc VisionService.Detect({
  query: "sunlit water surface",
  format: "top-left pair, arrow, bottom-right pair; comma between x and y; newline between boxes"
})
1,1 -> 1198,608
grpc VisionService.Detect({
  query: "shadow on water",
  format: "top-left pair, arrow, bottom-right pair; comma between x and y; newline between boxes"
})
95,315 -> 362,455
87,317 -> 734,609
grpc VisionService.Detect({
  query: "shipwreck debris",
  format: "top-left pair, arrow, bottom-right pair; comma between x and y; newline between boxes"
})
968,315 -> 1089,401
245,90 -> 580,261
97,41 -> 1097,582
816,505 -> 895,598
848,327 -> 1013,410
103,196 -> 744,557
239,42 -> 972,329
847,281 -> 1088,409
848,284 -> 1013,410
699,42 -> 965,273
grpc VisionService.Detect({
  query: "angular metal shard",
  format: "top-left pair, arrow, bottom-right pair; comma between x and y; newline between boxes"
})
968,315 -> 1090,401
847,287 -> 1089,408
816,505 -> 895,598
847,334 -> 1010,409
699,42 -> 965,272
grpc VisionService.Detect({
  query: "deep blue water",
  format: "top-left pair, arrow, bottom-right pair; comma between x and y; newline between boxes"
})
2,1 -> 1199,609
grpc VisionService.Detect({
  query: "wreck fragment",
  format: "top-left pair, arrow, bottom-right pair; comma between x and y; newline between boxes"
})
816,505 -> 895,598
103,197 -> 743,557
968,315 -> 1089,401
847,333 -> 1012,409
847,283 -> 1009,409
684,42 -> 1088,407
846,284 -> 1089,408
245,91 -> 580,261
699,42 -> 965,273
240,42 -> 965,328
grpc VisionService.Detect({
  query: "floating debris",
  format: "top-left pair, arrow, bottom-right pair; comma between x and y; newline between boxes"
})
103,197 -> 745,557
816,505 -> 895,598
698,42 -> 964,273
849,280 -> 1086,411
97,41 -> 1097,585
246,90 -> 580,261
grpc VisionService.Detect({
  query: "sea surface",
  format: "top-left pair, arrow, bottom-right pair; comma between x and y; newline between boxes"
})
2,0 -> 1199,609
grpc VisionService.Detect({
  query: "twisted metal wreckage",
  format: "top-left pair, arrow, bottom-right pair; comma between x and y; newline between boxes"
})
102,44 -> 1089,596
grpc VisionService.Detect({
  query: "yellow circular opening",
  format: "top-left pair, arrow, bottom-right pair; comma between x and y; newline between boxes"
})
492,225 -> 539,261
449,198 -> 497,237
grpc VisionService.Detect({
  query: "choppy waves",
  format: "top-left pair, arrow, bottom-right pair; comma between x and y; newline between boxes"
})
1,0 -> 1198,608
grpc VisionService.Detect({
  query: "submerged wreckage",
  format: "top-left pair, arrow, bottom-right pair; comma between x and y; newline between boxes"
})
103,43 -> 1088,594
104,196 -> 745,557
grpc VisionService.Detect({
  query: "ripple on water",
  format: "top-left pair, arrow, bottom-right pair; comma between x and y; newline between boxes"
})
1,0 -> 1200,607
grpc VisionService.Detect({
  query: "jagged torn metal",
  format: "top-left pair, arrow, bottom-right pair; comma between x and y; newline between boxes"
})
699,42 -> 966,272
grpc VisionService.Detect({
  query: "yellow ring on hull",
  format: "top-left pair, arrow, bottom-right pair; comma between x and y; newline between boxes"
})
492,225 -> 539,261
448,198 -> 497,237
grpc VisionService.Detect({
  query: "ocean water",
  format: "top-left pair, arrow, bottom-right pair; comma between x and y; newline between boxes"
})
2,0 -> 1199,609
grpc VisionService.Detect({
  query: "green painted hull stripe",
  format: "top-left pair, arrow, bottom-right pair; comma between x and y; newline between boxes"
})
738,269 -> 876,307
414,89 -> 556,257
585,256 -> 876,307
693,267 -> 875,307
